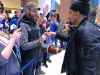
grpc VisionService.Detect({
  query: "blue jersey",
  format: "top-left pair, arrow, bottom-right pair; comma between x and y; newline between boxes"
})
0,19 -> 5,28
50,21 -> 58,32
10,15 -> 19,30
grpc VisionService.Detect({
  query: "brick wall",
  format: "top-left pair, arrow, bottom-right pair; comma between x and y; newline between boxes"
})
60,0 -> 72,23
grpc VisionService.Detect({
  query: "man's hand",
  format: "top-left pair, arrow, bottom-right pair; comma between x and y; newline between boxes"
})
45,32 -> 56,37
41,34 -> 48,41
10,28 -> 22,42
1,28 -> 21,60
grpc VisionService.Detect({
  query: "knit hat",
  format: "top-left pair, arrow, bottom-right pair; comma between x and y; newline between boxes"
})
23,2 -> 39,14
70,0 -> 90,16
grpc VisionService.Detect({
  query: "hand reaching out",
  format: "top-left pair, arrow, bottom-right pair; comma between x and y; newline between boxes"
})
45,32 -> 56,37
41,34 -> 47,41
10,28 -> 22,42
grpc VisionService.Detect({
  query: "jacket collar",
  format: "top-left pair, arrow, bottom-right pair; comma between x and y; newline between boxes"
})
78,17 -> 88,27
69,17 -> 88,32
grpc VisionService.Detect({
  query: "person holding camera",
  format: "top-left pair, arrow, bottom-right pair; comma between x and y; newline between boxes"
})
0,29 -> 21,75
0,1 -> 22,75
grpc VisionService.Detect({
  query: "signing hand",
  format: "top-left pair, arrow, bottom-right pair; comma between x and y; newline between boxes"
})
10,28 -> 22,42
45,32 -> 56,37
41,34 -> 48,41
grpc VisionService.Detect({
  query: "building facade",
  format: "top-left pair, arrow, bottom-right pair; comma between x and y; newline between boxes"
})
60,0 -> 72,23
1,0 -> 21,10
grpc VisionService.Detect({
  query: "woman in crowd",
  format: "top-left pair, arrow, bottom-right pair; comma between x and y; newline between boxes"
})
0,28 -> 21,75
0,1 -> 22,75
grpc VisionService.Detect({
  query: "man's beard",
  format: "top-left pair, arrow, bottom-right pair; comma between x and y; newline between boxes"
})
23,15 -> 37,25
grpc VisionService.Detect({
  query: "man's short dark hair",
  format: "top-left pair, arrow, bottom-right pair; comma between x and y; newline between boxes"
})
70,0 -> 90,16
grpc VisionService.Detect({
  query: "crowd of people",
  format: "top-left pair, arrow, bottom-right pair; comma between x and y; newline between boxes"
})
0,1 -> 63,75
0,0 -> 100,75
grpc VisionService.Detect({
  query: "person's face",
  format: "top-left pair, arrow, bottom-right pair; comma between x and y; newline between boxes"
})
16,10 -> 21,17
51,15 -> 56,21
29,8 -> 38,20
37,14 -> 43,25
29,8 -> 37,17
68,9 -> 80,25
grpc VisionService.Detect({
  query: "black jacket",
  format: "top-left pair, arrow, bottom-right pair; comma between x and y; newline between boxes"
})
20,17 -> 42,66
56,18 -> 100,75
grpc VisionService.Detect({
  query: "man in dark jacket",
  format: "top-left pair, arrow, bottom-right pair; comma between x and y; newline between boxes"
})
46,0 -> 100,75
20,2 -> 44,75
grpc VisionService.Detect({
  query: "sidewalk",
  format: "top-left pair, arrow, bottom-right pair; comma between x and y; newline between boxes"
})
41,50 -> 66,75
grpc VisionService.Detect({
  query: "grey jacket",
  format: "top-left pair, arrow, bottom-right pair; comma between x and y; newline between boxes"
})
20,22 -> 41,51
20,20 -> 43,64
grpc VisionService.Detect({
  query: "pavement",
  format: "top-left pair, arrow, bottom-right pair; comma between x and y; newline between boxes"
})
41,50 -> 66,75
